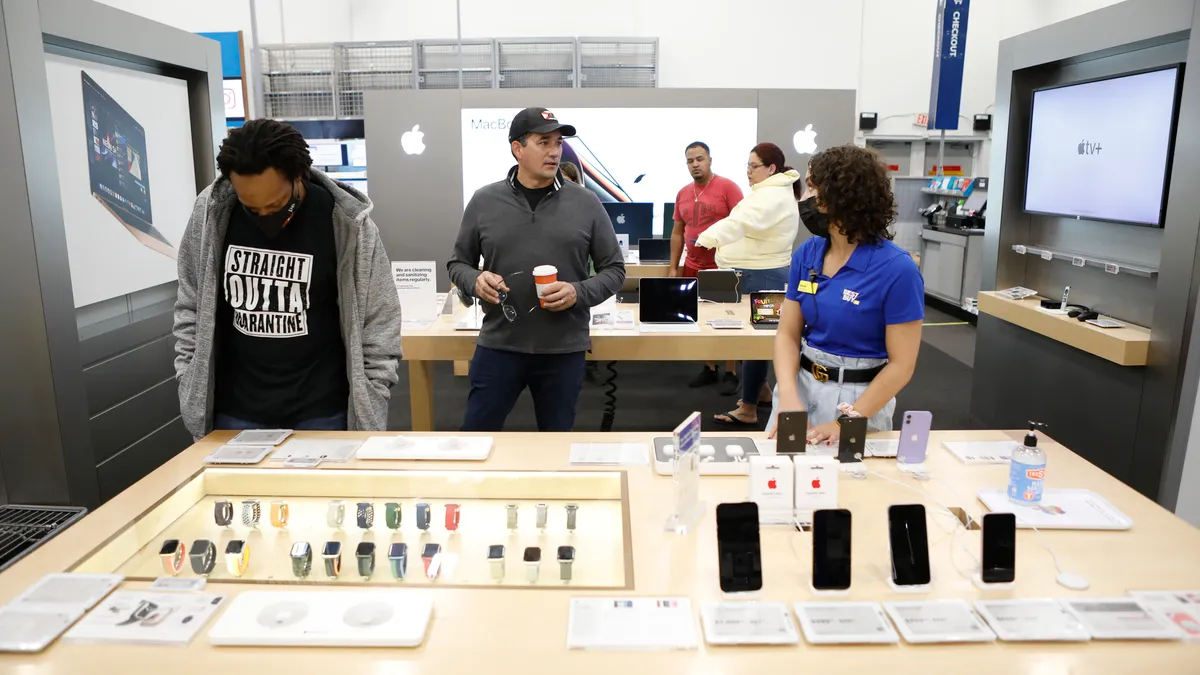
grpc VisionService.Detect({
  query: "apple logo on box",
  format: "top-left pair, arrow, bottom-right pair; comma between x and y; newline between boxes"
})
767,479 -> 777,490
811,478 -> 821,489
401,124 -> 425,155
617,214 -> 626,225
793,124 -> 818,155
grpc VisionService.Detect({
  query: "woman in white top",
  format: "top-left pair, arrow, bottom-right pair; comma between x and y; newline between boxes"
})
696,142 -> 801,428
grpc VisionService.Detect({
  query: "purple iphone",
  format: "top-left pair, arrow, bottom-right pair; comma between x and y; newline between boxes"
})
896,411 -> 932,464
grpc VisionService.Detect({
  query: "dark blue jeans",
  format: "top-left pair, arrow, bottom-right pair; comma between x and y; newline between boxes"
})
736,266 -> 791,404
214,410 -> 349,431
462,346 -> 587,432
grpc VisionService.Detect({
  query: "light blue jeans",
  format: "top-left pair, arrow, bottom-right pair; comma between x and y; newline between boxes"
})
764,343 -> 895,435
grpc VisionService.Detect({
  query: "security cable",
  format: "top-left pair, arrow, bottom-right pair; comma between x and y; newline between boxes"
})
600,361 -> 619,432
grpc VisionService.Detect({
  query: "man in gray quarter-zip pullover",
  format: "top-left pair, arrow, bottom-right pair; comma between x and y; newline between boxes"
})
447,107 -> 624,431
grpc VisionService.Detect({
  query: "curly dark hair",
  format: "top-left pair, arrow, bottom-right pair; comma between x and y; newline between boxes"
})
216,119 -> 313,181
807,145 -> 896,244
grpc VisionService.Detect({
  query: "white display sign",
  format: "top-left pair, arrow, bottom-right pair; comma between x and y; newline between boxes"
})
665,412 -> 704,533
222,78 -> 245,118
392,261 -> 439,328
567,597 -> 697,650
65,591 -> 225,646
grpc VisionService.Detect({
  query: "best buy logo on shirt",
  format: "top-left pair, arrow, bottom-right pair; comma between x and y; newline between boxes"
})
842,289 -> 861,305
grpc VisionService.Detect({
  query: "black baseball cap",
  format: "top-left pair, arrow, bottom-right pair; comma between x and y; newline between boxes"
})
508,107 -> 576,142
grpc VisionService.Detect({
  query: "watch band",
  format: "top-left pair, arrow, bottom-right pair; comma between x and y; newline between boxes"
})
389,549 -> 408,580
535,503 -> 548,529
526,560 -> 540,583
385,502 -> 402,530
559,560 -> 573,582
506,504 -> 518,531
416,503 -> 431,530
565,504 -> 579,532
160,541 -> 185,576
291,546 -> 312,578
324,549 -> 342,578
225,541 -> 250,577
189,540 -> 216,575
241,500 -> 261,528
214,500 -> 233,527
270,501 -> 289,528
445,504 -> 460,531
356,502 -> 375,530
357,548 -> 376,578
327,500 -> 345,528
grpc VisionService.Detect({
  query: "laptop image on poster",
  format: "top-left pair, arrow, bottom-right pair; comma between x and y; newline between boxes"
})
82,71 -> 176,259
750,291 -> 785,330
639,277 -> 700,334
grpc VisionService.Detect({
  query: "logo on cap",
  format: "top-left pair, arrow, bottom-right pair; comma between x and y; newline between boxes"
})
542,110 -> 556,121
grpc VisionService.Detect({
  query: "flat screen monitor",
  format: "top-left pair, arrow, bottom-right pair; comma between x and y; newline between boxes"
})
751,292 -> 785,326
309,142 -> 346,167
638,238 -> 672,264
603,202 -> 654,245
1024,65 -> 1183,227
639,277 -> 698,325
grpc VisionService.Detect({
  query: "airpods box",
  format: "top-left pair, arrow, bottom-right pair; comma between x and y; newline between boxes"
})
748,455 -> 794,524
794,456 -> 839,525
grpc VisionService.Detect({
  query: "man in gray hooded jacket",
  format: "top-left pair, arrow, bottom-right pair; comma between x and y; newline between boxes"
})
173,120 -> 403,438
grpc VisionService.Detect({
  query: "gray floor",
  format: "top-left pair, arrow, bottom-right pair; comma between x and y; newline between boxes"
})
921,305 -> 976,367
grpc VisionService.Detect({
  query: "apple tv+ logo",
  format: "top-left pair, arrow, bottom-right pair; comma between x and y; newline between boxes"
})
1077,139 -> 1102,155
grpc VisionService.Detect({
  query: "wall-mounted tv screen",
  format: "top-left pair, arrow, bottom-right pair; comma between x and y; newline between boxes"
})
1024,65 -> 1183,227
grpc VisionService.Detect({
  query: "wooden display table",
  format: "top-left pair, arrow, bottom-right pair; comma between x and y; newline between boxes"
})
625,263 -> 671,278
403,299 -> 771,431
977,291 -> 1151,366
1,430 -> 1198,673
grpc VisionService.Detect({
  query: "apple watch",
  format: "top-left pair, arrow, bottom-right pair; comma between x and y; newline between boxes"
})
506,504 -> 519,531
524,546 -> 541,583
388,542 -> 408,580
189,539 -> 216,575
241,499 -> 261,528
557,545 -> 575,582
356,542 -> 376,579
327,500 -> 346,528
488,544 -> 505,580
445,504 -> 460,531
356,502 -> 375,530
421,543 -> 441,579
224,539 -> 250,577
159,539 -> 185,576
270,500 -> 289,528
214,499 -> 233,527
565,504 -> 579,532
385,502 -> 402,530
290,541 -> 312,578
535,503 -> 548,530
322,541 -> 343,578
416,502 -> 431,531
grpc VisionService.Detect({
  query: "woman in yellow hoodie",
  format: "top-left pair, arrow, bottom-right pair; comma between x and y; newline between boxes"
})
696,142 -> 801,427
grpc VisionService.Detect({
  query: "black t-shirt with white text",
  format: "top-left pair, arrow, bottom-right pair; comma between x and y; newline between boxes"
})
215,180 -> 348,424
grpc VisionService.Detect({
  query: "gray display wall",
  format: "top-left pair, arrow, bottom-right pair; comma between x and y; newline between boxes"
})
0,0 -> 223,507
364,88 -> 857,290
974,0 -> 1200,502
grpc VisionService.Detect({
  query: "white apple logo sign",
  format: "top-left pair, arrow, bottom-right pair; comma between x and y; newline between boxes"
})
793,124 -> 818,155
401,124 -> 425,155
616,214 -> 626,225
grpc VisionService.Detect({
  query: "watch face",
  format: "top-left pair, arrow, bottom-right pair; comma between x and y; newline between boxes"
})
389,543 -> 408,559
557,545 -> 575,562
524,546 -> 541,563
159,539 -> 180,556
488,544 -> 505,559
323,541 -> 342,556
225,540 -> 245,555
356,542 -> 375,556
290,542 -> 311,558
192,539 -> 212,555
421,543 -> 441,558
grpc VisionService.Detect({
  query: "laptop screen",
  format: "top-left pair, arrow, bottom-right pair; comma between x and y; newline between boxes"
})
639,278 -> 699,324
751,292 -> 785,324
602,202 -> 654,244
638,238 -> 671,263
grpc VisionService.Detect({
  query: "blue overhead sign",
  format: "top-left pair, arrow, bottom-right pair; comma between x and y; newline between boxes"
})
197,31 -> 243,79
927,0 -> 970,130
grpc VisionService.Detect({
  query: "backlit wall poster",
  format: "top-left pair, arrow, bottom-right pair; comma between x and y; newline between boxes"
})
461,108 -> 758,234
46,53 -> 198,308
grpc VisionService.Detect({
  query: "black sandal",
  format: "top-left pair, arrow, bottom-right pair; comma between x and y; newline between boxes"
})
712,411 -> 759,428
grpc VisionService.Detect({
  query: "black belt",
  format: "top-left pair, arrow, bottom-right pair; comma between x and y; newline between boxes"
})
801,354 -> 885,384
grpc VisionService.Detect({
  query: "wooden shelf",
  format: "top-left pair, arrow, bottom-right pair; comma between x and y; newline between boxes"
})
977,291 -> 1150,366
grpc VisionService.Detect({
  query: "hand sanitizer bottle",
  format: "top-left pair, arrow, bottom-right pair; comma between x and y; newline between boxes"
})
1008,423 -> 1046,504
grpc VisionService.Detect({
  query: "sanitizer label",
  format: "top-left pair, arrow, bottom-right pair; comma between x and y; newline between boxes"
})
1008,460 -> 1046,503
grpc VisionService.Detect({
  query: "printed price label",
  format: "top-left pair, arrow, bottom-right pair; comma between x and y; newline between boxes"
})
1040,251 -> 1053,261
1104,263 -> 1120,275
1013,245 -> 1027,255
1072,257 -> 1086,267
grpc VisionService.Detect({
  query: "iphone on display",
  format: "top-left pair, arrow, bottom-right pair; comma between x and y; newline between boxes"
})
981,513 -> 1017,584
837,415 -> 868,464
716,502 -> 763,593
777,411 -> 808,454
888,504 -> 931,587
812,509 -> 852,591
896,411 -> 932,464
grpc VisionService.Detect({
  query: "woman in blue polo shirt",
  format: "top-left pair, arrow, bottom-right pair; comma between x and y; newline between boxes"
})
767,145 -> 924,443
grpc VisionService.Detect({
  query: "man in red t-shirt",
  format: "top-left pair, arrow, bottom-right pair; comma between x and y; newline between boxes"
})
669,141 -> 745,389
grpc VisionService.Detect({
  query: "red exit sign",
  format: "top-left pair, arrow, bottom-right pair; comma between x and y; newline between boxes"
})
914,113 -> 929,127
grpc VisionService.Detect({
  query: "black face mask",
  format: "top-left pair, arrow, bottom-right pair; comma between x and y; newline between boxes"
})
799,196 -> 831,239
244,183 -> 300,239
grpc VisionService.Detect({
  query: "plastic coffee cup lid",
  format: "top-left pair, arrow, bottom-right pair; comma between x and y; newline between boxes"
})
533,265 -> 558,277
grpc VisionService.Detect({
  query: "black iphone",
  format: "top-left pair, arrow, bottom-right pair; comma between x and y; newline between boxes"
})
777,411 -> 808,454
888,504 -> 931,586
716,502 -> 763,593
981,512 -> 1017,583
837,415 -> 868,463
812,509 -> 852,591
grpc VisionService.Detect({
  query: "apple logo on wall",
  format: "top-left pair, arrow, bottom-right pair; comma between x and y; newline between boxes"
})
401,125 -> 426,155
793,124 -> 818,155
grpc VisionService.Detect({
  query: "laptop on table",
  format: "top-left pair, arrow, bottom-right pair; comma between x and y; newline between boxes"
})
639,278 -> 700,334
750,292 -> 785,330
699,269 -> 741,303
637,238 -> 672,265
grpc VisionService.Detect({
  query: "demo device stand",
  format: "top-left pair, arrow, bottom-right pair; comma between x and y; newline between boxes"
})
664,413 -> 705,534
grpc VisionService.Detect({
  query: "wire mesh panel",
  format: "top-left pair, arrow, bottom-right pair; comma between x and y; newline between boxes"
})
261,44 -> 336,118
579,38 -> 658,88
418,40 -> 496,90
335,42 -> 415,118
0,504 -> 87,572
498,39 -> 576,89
